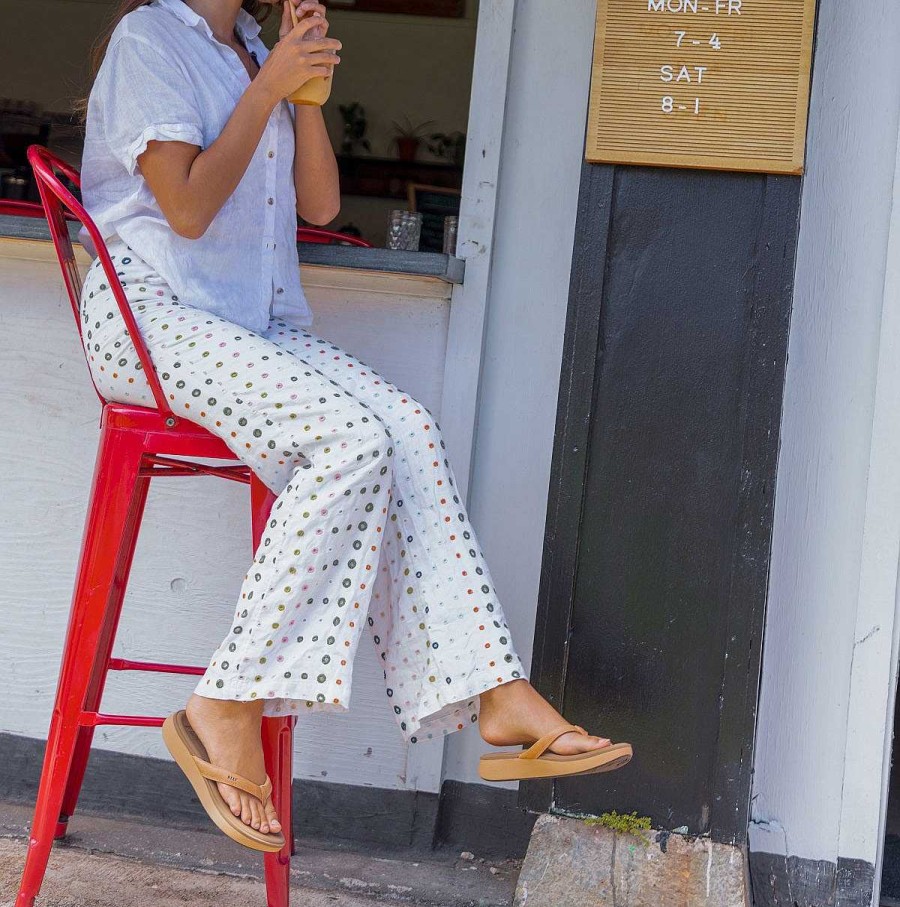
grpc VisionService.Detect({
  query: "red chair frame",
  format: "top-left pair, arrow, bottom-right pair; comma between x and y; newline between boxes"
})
0,197 -> 371,247
0,199 -> 44,218
296,226 -> 371,247
16,145 -> 295,907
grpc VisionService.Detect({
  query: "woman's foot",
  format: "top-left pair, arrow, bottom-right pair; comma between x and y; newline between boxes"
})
478,679 -> 611,755
185,694 -> 282,835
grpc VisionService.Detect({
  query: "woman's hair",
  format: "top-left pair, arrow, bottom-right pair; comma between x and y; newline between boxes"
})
78,0 -> 272,116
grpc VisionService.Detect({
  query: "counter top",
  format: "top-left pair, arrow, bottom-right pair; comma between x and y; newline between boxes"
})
0,214 -> 465,284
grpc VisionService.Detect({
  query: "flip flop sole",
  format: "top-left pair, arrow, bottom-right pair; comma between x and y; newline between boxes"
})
478,742 -> 633,782
162,711 -> 285,853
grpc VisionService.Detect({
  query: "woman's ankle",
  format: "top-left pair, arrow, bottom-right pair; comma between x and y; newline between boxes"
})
187,693 -> 265,726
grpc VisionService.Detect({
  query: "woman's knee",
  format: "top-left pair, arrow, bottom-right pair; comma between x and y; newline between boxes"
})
384,394 -> 441,451
321,392 -> 394,474
358,419 -> 394,475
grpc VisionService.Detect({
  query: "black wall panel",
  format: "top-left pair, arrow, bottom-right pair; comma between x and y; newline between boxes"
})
526,162 -> 802,844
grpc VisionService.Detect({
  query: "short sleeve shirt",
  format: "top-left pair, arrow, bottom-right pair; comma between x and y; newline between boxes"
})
81,0 -> 312,333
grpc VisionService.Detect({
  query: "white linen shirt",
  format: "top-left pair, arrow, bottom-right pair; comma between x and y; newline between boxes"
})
81,0 -> 312,333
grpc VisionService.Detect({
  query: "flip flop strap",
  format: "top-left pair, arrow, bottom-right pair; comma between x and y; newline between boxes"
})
520,724 -> 588,760
193,756 -> 273,803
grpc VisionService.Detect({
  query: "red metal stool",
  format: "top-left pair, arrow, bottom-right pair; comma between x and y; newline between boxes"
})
16,146 -> 296,907
296,225 -> 372,247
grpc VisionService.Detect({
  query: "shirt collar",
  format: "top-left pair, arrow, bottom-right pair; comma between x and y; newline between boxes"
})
155,0 -> 262,42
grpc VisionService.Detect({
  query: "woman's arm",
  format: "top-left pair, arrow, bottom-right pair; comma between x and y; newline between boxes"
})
293,106 -> 340,226
137,12 -> 341,239
284,2 -> 341,226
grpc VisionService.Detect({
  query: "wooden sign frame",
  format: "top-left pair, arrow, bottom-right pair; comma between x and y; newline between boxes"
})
326,0 -> 465,17
585,0 -> 817,175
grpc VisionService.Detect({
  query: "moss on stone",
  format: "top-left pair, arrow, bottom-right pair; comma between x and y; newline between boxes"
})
584,811 -> 653,838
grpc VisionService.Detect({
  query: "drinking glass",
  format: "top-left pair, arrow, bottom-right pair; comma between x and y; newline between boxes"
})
443,216 -> 459,255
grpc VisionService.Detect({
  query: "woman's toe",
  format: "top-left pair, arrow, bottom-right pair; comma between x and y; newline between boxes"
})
218,783 -> 242,817
551,731 -> 612,754
264,800 -> 282,834
240,794 -> 253,826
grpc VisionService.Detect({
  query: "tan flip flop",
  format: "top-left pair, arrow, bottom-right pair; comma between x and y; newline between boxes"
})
479,724 -> 633,782
162,710 -> 285,853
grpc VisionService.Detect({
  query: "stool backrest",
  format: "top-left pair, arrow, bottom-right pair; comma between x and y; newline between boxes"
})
0,199 -> 46,218
297,226 -> 372,247
27,145 -> 172,418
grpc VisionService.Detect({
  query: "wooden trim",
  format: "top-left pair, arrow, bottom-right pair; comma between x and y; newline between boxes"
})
407,183 -> 463,213
301,264 -> 452,299
0,234 -> 91,266
328,0 -> 465,16
0,236 -> 453,301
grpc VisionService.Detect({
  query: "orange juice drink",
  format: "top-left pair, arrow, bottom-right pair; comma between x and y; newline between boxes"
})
287,3 -> 333,106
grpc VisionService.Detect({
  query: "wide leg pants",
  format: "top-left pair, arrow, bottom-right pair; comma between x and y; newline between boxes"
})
79,242 -> 526,742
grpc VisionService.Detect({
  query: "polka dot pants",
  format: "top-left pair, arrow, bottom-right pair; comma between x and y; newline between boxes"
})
79,242 -> 526,741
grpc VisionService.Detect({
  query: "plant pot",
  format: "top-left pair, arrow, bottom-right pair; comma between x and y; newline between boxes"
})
396,137 -> 420,162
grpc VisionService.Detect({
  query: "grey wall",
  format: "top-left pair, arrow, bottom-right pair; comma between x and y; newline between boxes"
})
443,0 -> 598,785
750,0 -> 900,881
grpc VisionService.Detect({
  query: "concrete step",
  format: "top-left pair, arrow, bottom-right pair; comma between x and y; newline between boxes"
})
0,801 -> 519,907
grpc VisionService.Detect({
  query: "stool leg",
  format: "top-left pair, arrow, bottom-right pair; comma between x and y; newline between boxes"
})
251,476 -> 294,906
262,716 -> 295,907
57,469 -> 151,839
17,425 -> 148,907
250,475 -> 277,546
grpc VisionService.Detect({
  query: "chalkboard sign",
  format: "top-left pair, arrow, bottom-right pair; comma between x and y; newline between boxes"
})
407,184 -> 461,254
585,0 -> 817,174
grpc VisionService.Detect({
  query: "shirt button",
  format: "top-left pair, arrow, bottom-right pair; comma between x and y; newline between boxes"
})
268,151 -> 275,159
276,288 -> 285,295
267,197 -> 274,205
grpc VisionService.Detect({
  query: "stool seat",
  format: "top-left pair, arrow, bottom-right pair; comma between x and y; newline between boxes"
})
16,146 -> 297,907
102,400 -> 244,459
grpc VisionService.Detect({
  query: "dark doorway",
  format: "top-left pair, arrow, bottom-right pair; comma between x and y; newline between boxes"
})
523,162 -> 803,843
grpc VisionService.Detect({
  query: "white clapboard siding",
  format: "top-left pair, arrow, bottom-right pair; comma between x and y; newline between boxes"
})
0,237 -> 450,792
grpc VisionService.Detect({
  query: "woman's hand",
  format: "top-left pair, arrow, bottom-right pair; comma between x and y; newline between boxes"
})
138,2 -> 341,238
257,4 -> 341,104
279,1 -> 331,40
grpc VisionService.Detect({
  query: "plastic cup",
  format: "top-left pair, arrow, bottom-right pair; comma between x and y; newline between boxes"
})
286,3 -> 334,107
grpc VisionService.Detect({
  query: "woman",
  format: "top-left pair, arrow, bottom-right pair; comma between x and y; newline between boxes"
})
80,0 -> 632,853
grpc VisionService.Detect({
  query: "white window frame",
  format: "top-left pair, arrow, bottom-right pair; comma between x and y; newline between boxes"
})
404,0 -> 519,793
435,0 -> 517,497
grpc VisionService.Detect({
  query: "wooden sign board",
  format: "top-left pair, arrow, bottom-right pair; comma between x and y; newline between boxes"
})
585,0 -> 817,174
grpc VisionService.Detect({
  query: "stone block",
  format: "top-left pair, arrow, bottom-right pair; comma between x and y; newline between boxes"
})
514,814 -> 749,907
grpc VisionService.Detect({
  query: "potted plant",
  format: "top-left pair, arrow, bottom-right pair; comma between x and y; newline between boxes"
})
391,116 -> 436,162
338,102 -> 371,156
427,131 -> 467,167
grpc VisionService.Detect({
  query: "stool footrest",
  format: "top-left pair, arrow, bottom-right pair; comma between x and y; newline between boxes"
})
82,712 -> 165,728
108,658 -> 205,676
140,455 -> 252,484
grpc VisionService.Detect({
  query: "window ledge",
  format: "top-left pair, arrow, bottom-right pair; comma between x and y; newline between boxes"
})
0,215 -> 465,284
